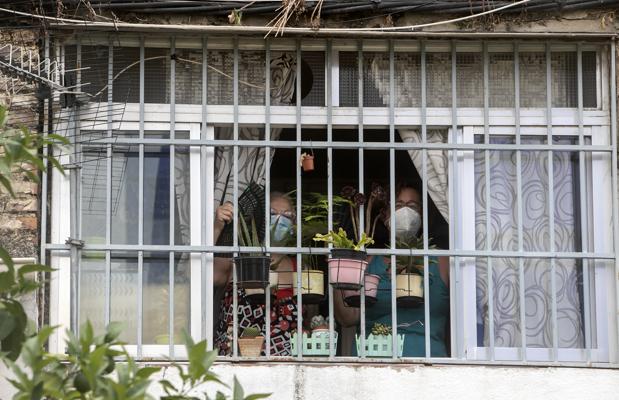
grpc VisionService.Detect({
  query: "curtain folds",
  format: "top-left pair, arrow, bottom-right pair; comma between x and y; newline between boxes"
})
369,54 -> 584,350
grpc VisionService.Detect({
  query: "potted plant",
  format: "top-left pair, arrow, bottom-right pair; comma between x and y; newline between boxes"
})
300,150 -> 314,172
356,323 -> 405,358
313,184 -> 386,290
341,273 -> 380,307
234,212 -> 271,289
237,326 -> 264,357
395,237 -> 437,307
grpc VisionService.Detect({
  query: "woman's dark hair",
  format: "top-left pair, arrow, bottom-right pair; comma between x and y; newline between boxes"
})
395,181 -> 421,201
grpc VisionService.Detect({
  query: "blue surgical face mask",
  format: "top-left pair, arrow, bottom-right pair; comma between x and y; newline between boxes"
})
270,214 -> 294,243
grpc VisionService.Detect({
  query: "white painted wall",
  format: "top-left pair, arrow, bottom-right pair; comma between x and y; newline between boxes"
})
149,363 -> 619,400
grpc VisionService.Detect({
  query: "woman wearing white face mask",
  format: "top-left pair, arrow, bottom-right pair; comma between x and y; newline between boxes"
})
335,183 -> 450,357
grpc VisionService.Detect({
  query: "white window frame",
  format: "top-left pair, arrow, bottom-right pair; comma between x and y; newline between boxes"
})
50,121 -> 206,358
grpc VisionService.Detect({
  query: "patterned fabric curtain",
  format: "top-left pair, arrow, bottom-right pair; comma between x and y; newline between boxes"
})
398,129 -> 449,221
369,55 -> 450,221
474,139 -> 585,348
213,52 -> 296,206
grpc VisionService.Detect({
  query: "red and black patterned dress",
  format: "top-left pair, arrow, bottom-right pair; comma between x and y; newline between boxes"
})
214,285 -> 299,357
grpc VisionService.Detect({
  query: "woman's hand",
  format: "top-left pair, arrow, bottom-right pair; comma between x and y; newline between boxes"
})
214,202 -> 233,242
215,202 -> 233,227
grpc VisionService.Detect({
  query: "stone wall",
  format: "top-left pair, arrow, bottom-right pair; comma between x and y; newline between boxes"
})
0,29 -> 41,261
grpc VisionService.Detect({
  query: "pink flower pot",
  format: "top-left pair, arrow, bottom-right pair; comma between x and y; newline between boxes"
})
328,257 -> 368,290
342,274 -> 380,308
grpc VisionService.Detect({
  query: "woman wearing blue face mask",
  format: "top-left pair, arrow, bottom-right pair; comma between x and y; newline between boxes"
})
334,182 -> 450,358
214,192 -> 304,356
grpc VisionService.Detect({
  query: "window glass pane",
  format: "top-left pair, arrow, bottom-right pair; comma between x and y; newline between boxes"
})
79,252 -> 106,336
427,52 -> 451,107
519,52 -> 547,108
81,45 -> 108,102
582,51 -> 597,108
239,51 -> 265,105
175,48 -> 202,105
112,144 -> 139,244
208,50 -> 233,105
489,53 -> 514,108
394,52 -> 420,107
301,51 -> 325,107
474,134 -> 587,350
338,51 -> 358,107
113,46 -> 140,103
363,52 -> 388,107
82,145 -> 107,244
456,53 -> 483,107
144,47 -> 169,104
142,252 -> 190,344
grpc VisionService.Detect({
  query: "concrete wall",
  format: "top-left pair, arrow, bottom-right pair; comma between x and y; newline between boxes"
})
149,362 -> 619,400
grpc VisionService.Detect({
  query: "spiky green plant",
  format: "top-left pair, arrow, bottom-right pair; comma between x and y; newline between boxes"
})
241,326 -> 262,338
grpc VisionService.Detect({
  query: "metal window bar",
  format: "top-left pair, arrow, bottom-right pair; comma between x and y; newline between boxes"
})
483,41 -> 494,362
610,42 -> 619,365
357,39 -> 366,358
421,40 -> 431,361
137,36 -> 145,358
232,37 -> 239,359
169,37 -> 176,359
264,38 -> 271,359
326,39 -> 335,359
515,42 -> 527,362
104,43 -> 113,329
577,43 -> 592,363
389,40 -> 398,360
201,35 -> 211,349
449,40 -> 459,358
295,39 -> 304,361
546,42 -> 559,363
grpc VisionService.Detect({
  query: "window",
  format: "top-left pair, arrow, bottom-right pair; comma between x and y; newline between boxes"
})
49,37 -> 616,365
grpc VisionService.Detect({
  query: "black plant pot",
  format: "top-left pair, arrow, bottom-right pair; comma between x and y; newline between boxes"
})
234,256 -> 271,289
330,248 -> 367,261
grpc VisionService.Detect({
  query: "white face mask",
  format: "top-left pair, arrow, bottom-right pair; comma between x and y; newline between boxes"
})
393,207 -> 421,240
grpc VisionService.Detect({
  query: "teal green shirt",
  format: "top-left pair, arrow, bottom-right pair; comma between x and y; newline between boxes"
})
355,255 -> 449,357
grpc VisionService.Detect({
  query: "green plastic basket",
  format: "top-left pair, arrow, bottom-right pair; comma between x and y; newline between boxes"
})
356,334 -> 405,357
291,331 -> 338,356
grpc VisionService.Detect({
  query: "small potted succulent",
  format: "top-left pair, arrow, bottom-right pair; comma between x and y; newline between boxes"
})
356,323 -> 405,357
313,184 -> 386,290
234,212 -> 271,289
291,314 -> 337,356
310,315 -> 329,333
238,326 -> 264,357
395,237 -> 437,307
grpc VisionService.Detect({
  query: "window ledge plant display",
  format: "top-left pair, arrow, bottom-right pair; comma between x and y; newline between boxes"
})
234,212 -> 272,290
356,323 -> 405,358
313,184 -> 386,290
395,236 -> 437,307
291,315 -> 337,356
238,326 -> 265,357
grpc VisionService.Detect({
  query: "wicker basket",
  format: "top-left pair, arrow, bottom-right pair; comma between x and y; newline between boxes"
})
238,336 -> 265,357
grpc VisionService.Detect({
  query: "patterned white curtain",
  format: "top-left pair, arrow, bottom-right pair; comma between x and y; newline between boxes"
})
213,52 -> 296,206
398,129 -> 449,221
474,139 -> 585,348
369,56 -> 450,221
